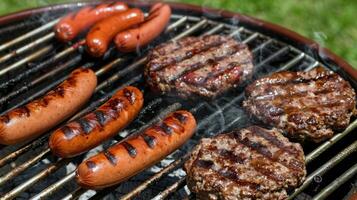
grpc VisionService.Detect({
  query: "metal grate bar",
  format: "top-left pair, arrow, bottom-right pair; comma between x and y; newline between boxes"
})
312,163 -> 357,200
0,158 -> 70,200
0,136 -> 48,168
152,177 -> 186,200
0,32 -> 55,64
306,119 -> 357,164
0,55 -> 82,106
0,40 -> 84,90
30,172 -> 76,200
121,154 -> 190,200
0,148 -> 50,186
289,141 -> 357,199
0,18 -> 59,52
0,45 -> 53,76
172,19 -> 208,41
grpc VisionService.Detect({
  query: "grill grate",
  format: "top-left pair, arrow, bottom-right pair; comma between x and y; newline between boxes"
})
0,3 -> 356,200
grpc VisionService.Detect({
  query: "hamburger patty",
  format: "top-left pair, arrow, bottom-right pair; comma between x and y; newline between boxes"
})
184,126 -> 306,200
243,67 -> 356,142
145,35 -> 254,99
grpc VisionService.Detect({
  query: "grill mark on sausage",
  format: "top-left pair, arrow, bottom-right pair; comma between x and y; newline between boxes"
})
104,150 -> 117,165
108,98 -> 124,111
159,122 -> 173,135
141,133 -> 156,148
231,132 -> 301,174
173,112 -> 187,124
86,161 -> 97,170
16,106 -> 31,117
122,142 -> 137,158
123,88 -> 135,105
94,110 -> 107,126
0,114 -> 10,123
62,126 -> 77,139
247,126 -> 299,156
77,118 -> 93,134
53,86 -> 66,97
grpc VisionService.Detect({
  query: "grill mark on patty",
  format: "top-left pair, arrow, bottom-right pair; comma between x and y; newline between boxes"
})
217,149 -> 246,164
194,155 -> 262,191
202,62 -> 244,90
247,126 -> 300,156
150,39 -> 224,71
158,42 -> 242,83
149,36 -> 227,69
250,74 -> 347,101
251,67 -> 334,88
231,131 -> 302,175
122,142 -> 137,158
178,49 -> 249,87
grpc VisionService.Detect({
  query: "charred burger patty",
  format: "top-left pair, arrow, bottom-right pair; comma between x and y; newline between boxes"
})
145,35 -> 254,99
243,67 -> 356,142
184,126 -> 306,200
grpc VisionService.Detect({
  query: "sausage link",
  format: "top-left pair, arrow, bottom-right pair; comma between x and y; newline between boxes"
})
54,2 -> 128,42
114,3 -> 171,52
86,8 -> 144,57
76,110 -> 196,189
0,68 -> 97,145
49,86 -> 144,158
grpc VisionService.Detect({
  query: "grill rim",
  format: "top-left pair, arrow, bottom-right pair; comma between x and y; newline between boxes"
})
0,0 -> 355,80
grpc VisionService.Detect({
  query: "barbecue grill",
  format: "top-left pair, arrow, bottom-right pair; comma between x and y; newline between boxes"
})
0,1 -> 356,200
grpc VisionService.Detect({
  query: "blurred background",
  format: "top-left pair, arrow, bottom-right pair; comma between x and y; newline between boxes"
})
0,0 -> 355,68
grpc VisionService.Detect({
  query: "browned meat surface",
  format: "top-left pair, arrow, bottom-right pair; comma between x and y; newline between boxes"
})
184,126 -> 306,200
243,67 -> 356,143
145,35 -> 254,99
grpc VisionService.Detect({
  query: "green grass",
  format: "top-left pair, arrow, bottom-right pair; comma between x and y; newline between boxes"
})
0,0 -> 356,68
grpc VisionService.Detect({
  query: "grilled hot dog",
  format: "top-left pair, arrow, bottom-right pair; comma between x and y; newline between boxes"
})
86,8 -> 144,57
76,110 -> 196,189
114,3 -> 171,52
0,68 -> 97,145
49,86 -> 144,158
54,2 -> 128,42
